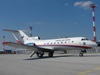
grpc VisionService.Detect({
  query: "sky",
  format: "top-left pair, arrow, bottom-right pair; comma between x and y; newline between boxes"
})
0,0 -> 100,50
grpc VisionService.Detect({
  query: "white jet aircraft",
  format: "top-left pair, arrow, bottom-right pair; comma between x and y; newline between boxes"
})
2,29 -> 97,58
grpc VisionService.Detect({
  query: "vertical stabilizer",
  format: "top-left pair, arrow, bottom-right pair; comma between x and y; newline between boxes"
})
18,30 -> 29,41
13,33 -> 23,44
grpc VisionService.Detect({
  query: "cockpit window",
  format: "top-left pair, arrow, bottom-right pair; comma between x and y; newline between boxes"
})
81,38 -> 88,41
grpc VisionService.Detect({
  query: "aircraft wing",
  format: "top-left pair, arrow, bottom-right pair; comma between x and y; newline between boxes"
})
2,42 -> 40,51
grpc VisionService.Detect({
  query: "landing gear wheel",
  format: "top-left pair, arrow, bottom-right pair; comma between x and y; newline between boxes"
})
36,52 -> 44,58
79,52 -> 83,57
48,51 -> 54,57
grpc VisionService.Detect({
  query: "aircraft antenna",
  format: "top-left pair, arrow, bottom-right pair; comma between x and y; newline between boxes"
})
29,26 -> 32,37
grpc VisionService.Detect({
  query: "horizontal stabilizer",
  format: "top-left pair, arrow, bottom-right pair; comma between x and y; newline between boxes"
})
3,29 -> 18,32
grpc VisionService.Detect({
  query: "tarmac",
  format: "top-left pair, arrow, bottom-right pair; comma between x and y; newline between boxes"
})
0,53 -> 100,75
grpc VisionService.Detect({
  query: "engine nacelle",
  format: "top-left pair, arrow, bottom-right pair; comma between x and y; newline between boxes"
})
29,36 -> 40,40
26,43 -> 36,46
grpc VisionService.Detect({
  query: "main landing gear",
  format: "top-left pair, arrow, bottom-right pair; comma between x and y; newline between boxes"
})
36,51 -> 54,58
79,52 -> 83,57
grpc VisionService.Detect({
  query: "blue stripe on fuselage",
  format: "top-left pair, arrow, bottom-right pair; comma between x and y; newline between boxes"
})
26,43 -> 34,46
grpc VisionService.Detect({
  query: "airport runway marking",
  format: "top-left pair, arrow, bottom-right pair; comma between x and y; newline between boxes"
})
78,70 -> 92,75
94,67 -> 100,70
78,66 -> 100,75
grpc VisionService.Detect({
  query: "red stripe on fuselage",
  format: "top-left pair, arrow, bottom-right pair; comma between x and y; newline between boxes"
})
37,44 -> 92,49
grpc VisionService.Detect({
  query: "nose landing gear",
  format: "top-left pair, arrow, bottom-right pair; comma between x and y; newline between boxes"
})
79,49 -> 87,57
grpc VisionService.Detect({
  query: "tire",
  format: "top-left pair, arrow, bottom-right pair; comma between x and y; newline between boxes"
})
36,52 -> 44,58
79,53 -> 83,57
48,51 -> 54,57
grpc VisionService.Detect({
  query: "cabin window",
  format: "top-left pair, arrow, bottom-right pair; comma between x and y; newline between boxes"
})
58,42 -> 59,44
54,42 -> 56,44
61,42 -> 63,43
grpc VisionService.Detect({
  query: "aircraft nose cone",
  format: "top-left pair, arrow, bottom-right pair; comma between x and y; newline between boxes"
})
92,42 -> 97,47
88,41 -> 97,47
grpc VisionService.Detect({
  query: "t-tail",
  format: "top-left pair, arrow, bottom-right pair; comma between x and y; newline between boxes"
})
3,29 -> 29,44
